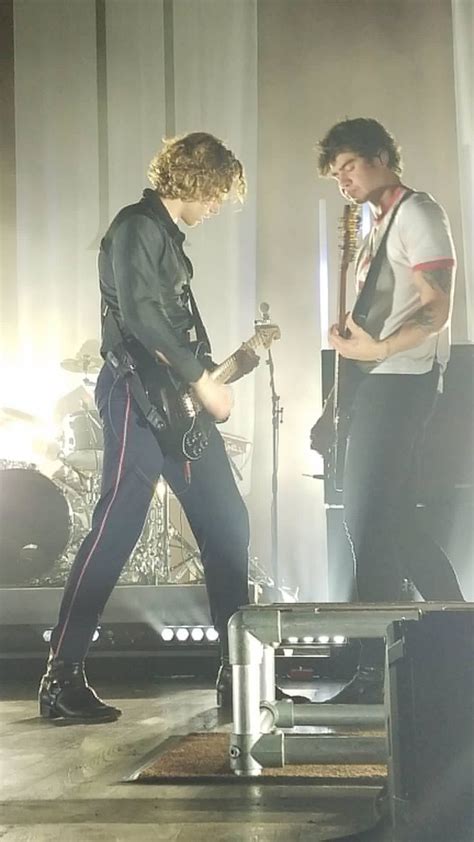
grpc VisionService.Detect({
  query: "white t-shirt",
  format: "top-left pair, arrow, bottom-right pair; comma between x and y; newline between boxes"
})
355,189 -> 456,375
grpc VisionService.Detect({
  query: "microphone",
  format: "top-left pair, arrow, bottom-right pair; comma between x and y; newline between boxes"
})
259,301 -> 270,321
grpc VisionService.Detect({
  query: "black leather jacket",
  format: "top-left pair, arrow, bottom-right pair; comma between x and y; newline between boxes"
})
99,189 -> 205,384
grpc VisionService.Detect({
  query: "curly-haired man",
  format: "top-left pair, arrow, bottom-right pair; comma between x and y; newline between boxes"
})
311,118 -> 464,703
39,133 -> 254,722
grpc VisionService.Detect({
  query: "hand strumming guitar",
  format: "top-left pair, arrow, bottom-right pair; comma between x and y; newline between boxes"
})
329,313 -> 389,362
191,370 -> 233,422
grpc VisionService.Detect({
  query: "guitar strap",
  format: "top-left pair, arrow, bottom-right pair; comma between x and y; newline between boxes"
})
336,189 -> 415,417
102,307 -> 167,433
352,189 -> 414,330
185,284 -> 212,355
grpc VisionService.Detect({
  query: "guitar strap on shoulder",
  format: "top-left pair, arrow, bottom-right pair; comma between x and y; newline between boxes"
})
185,284 -> 212,355
352,189 -> 414,330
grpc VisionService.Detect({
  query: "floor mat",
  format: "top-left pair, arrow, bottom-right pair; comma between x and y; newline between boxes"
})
128,731 -> 387,785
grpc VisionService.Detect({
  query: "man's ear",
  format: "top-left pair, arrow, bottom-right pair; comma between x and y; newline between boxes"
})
377,149 -> 390,167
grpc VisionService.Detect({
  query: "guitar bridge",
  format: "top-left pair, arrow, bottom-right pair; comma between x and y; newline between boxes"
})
181,391 -> 197,418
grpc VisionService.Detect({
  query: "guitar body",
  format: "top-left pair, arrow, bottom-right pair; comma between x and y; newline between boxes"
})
147,324 -> 280,461
154,372 -> 213,461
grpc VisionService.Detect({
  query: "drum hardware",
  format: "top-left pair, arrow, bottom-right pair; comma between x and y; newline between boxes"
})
120,492 -> 170,585
1,415 -> 253,588
167,520 -> 204,583
248,556 -> 299,604
60,354 -> 102,375
59,407 -> 104,474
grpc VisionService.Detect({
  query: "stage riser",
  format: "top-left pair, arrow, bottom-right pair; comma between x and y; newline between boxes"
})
0,584 -> 212,627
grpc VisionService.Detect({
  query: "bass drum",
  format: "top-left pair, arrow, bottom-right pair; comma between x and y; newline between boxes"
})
0,462 -> 72,586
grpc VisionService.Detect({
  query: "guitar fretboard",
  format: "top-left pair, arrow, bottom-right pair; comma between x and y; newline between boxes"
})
210,333 -> 264,385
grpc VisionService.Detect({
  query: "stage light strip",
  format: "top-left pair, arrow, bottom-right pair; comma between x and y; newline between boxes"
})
159,626 -> 220,643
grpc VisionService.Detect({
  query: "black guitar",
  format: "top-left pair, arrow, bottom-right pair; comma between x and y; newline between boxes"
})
152,323 -> 281,460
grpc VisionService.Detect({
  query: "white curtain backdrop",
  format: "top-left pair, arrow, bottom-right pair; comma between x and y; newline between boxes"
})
452,0 -> 473,340
4,0 -> 467,599
6,0 -> 258,498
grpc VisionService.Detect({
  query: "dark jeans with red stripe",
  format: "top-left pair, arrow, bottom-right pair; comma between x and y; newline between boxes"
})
50,364 -> 250,662
343,366 -> 464,667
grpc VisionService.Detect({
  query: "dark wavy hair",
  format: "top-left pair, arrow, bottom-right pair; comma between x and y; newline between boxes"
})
148,132 -> 247,203
317,118 -> 403,176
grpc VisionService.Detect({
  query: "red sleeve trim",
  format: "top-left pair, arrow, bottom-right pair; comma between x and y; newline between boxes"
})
412,258 -> 455,272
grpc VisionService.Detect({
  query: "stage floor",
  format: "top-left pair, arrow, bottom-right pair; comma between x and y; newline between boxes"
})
0,661 -> 381,841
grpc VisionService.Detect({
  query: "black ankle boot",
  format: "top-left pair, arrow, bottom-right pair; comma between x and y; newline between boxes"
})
322,666 -> 384,705
38,653 -> 122,723
215,661 -> 311,708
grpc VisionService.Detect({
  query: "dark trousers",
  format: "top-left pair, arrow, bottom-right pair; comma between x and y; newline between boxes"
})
343,367 -> 464,666
51,364 -> 250,662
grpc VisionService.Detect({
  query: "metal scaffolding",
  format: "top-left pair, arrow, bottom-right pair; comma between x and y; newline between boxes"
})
228,601 -> 470,776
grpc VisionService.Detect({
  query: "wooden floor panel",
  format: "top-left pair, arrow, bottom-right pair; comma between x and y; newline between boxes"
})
0,671 -> 378,840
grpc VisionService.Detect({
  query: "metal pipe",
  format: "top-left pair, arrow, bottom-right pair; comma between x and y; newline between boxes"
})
237,602 -> 470,650
260,700 -> 385,729
260,644 -> 276,702
252,732 -> 387,768
229,623 -> 264,776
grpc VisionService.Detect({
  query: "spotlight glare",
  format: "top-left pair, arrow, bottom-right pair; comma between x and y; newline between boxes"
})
286,636 -> 298,644
161,627 -> 174,642
302,636 -> 314,644
205,627 -> 219,642
191,627 -> 204,642
333,635 -> 346,645
176,627 -> 190,642
42,629 -> 52,643
318,635 -> 330,644
92,628 -> 100,642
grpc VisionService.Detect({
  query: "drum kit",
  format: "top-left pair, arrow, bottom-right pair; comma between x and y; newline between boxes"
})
0,346 -> 253,590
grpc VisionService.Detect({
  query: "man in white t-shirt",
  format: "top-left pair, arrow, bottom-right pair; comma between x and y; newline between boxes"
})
310,118 -> 464,704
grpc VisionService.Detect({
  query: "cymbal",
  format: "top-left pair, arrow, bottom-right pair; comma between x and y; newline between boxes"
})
0,407 -> 39,425
60,354 -> 102,374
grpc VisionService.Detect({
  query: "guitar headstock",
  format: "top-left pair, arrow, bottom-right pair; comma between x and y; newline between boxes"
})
339,203 -> 361,266
255,323 -> 281,348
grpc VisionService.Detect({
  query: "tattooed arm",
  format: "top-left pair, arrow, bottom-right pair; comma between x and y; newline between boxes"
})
329,265 -> 454,362
373,264 -> 454,360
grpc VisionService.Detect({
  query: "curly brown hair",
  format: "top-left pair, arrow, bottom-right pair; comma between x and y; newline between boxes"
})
148,132 -> 247,203
317,118 -> 403,176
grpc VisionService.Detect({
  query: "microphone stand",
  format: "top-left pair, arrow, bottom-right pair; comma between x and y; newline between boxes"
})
268,347 -> 283,589
256,304 -> 283,589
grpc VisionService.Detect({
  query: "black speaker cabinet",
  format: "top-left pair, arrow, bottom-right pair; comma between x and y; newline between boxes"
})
386,611 -> 474,842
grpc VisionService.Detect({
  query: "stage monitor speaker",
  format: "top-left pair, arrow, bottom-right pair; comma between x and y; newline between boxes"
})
386,611 -> 474,842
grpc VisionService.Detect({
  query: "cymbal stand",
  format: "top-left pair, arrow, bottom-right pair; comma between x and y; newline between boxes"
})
152,479 -> 171,584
